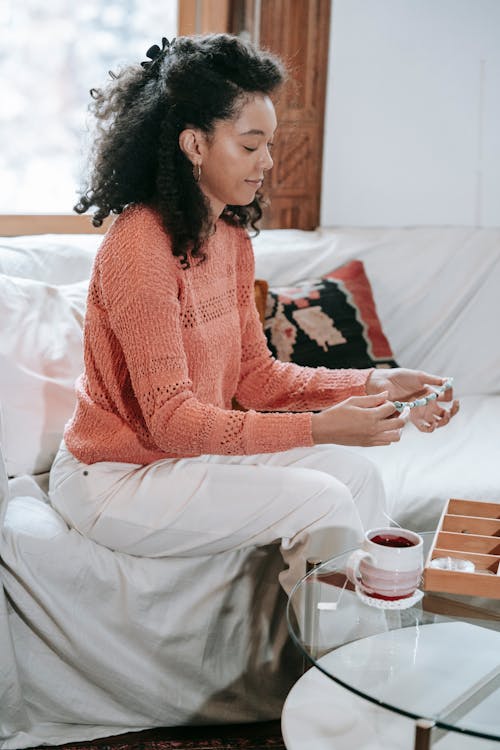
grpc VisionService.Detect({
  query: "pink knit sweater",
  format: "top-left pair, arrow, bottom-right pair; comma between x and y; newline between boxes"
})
64,205 -> 372,464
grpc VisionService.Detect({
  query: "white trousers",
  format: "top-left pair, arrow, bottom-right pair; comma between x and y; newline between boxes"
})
49,443 -> 387,595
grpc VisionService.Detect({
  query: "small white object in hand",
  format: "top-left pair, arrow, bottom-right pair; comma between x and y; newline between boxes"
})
393,377 -> 454,413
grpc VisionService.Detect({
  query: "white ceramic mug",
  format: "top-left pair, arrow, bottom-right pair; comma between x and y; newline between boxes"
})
346,527 -> 424,601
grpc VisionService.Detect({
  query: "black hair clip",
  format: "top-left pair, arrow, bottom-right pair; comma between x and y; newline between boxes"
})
141,37 -> 175,71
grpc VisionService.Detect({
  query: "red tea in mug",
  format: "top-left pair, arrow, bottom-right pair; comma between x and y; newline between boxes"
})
370,533 -> 416,548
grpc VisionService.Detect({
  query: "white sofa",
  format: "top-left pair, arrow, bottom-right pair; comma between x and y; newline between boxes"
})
1,223 -> 499,749
253,226 -> 500,530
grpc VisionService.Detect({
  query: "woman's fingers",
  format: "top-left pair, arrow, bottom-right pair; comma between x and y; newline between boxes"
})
314,391 -> 459,447
431,404 -> 447,421
349,392 -> 389,407
414,398 -> 460,432
438,387 -> 454,402
417,420 -> 435,432
416,371 -> 446,386
381,413 -> 407,430
370,429 -> 403,446
434,399 -> 460,428
368,411 -> 406,444
314,394 -> 410,446
382,428 -> 403,443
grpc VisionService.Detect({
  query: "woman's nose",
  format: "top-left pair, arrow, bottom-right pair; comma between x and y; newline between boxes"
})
261,148 -> 273,171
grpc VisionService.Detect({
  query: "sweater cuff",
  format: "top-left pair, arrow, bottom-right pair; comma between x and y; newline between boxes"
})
244,411 -> 314,454
312,366 -> 374,405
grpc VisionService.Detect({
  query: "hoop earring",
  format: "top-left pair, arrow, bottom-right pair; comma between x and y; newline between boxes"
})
193,163 -> 201,182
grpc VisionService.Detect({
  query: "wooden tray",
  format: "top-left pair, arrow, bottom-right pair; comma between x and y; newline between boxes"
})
423,498 -> 500,599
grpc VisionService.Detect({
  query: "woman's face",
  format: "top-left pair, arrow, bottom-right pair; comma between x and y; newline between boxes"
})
196,94 -> 277,218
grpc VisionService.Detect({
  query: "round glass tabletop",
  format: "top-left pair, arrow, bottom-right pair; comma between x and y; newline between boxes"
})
286,532 -> 500,744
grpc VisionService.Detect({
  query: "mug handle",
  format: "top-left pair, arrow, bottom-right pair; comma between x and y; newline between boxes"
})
346,549 -> 373,587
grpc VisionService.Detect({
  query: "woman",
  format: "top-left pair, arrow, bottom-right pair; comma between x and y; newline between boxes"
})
49,33 -> 458,594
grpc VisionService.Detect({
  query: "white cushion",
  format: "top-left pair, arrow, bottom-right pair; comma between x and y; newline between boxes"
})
0,234 -> 99,284
0,274 -> 87,476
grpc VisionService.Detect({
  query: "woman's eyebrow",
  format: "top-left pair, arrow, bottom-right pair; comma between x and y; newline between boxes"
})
238,128 -> 276,137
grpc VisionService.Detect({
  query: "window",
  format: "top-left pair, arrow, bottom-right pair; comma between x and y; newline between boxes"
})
0,0 -> 177,212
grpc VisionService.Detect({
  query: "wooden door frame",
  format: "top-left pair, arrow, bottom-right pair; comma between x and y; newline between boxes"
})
178,0 -> 231,35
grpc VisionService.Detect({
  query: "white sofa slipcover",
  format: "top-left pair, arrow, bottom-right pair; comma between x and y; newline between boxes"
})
1,225 -> 499,748
0,456 -> 300,749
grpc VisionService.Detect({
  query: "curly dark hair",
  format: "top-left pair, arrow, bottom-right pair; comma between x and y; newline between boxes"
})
74,33 -> 286,267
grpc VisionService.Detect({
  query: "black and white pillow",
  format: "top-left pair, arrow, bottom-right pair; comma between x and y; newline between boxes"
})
265,260 -> 398,369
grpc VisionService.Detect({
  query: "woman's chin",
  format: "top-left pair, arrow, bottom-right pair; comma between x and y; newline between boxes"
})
227,197 -> 256,208
224,187 -> 260,208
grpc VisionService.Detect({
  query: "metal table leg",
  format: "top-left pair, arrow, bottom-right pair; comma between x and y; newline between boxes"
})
414,719 -> 435,750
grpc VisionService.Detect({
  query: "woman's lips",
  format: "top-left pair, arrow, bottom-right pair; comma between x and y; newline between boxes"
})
245,179 -> 263,187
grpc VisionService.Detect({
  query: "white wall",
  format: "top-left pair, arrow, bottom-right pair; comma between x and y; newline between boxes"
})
321,0 -> 500,227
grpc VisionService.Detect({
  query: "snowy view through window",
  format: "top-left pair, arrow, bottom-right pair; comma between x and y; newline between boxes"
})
0,1 -> 177,212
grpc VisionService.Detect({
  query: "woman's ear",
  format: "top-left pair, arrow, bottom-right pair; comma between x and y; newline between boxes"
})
178,128 -> 203,165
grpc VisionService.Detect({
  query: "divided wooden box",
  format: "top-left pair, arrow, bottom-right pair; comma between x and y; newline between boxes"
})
423,498 -> 500,599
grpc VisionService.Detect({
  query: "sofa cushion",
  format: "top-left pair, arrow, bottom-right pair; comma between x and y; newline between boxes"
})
0,234 -> 99,284
0,274 -> 87,476
264,260 -> 397,369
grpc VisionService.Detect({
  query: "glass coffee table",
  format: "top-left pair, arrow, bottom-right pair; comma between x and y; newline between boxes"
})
283,533 -> 500,750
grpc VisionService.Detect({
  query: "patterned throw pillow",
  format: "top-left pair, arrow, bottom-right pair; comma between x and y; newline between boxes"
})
264,260 -> 398,369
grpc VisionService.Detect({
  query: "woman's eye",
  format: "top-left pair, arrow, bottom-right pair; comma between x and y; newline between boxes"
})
243,146 -> 257,152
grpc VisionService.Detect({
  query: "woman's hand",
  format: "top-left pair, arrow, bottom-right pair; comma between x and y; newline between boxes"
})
311,392 -> 406,447
366,368 -> 460,433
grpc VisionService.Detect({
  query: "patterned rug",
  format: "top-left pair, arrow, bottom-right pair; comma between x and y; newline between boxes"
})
34,721 -> 285,750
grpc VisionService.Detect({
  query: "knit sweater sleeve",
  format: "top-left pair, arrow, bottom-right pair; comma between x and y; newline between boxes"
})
99,212 -> 313,457
234,233 -> 373,412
